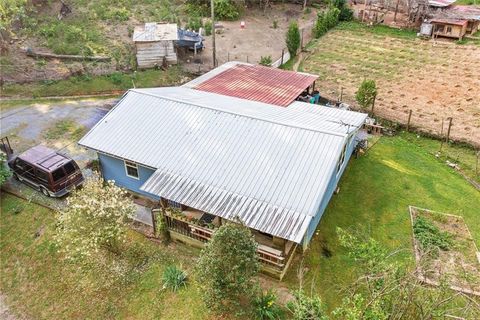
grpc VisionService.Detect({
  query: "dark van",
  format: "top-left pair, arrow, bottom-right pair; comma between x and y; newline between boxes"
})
8,145 -> 84,197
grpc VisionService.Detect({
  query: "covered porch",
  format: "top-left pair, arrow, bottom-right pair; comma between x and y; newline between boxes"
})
152,202 -> 298,280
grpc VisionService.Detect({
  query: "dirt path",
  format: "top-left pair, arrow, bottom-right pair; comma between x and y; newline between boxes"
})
0,294 -> 25,320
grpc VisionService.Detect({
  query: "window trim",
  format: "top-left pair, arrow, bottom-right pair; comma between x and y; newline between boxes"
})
124,160 -> 139,180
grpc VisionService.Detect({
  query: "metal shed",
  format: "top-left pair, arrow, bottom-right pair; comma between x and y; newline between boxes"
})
133,23 -> 178,68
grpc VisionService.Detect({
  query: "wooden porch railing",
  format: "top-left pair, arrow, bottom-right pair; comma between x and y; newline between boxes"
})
162,213 -> 294,272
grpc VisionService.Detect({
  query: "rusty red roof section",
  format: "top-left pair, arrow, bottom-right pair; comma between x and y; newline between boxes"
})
194,64 -> 318,107
431,18 -> 468,26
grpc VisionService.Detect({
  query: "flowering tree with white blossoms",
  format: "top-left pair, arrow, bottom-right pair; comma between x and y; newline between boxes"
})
56,174 -> 136,262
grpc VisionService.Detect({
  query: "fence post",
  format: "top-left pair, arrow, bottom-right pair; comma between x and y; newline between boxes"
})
340,87 -> 344,102
370,94 -> 377,115
151,209 -> 157,236
446,117 -> 453,144
406,109 -> 412,132
280,49 -> 284,66
301,28 -> 304,50
227,52 -> 230,62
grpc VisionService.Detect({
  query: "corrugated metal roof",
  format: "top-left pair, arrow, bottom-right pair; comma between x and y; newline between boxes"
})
192,62 -> 318,107
133,23 -> 178,42
429,0 -> 456,7
79,87 -> 367,243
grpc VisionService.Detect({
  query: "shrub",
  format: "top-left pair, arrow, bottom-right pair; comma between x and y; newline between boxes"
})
272,19 -> 278,29
0,154 -> 11,186
203,20 -> 212,36
254,290 -> 283,320
259,56 -> 272,66
355,79 -> 377,109
287,290 -> 328,320
413,216 -> 453,253
286,21 -> 301,57
214,0 -> 239,21
55,174 -> 136,261
162,265 -> 187,292
108,72 -> 124,85
314,7 -> 340,38
332,0 -> 353,21
186,16 -> 202,31
195,223 -> 260,315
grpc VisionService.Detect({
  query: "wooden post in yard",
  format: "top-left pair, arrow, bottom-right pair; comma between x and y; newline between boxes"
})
439,118 -> 444,152
476,151 -> 479,176
280,49 -> 284,66
446,117 -> 453,144
393,0 -> 400,22
151,209 -> 157,236
406,109 -> 412,132
340,87 -> 344,102
370,94 -> 377,115
301,28 -> 304,50
211,0 -> 216,68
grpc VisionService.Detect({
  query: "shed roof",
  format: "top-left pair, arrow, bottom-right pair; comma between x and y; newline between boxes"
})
133,23 -> 178,42
79,87 -> 367,243
187,62 -> 318,107
431,18 -> 468,26
429,0 -> 456,7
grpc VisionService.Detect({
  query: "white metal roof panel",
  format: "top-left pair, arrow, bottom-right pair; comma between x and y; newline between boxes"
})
133,23 -> 178,42
79,88 -> 366,243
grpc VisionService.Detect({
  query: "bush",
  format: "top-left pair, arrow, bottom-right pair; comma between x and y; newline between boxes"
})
286,21 -> 301,57
254,290 -> 283,320
272,19 -> 278,29
0,154 -> 11,186
287,290 -> 328,320
108,72 -> 124,85
259,56 -> 272,66
214,0 -> 239,20
162,265 -> 187,292
355,79 -> 377,109
413,216 -> 453,253
195,223 -> 260,315
186,16 -> 202,31
203,20 -> 212,36
332,0 -> 353,21
314,7 -> 340,38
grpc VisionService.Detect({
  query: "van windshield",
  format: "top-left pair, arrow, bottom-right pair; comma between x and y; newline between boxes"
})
64,162 -> 77,175
52,168 -> 66,182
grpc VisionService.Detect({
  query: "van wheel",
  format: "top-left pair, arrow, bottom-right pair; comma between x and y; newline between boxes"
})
40,187 -> 50,197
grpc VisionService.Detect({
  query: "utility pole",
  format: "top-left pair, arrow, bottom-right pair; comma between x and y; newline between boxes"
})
211,0 -> 216,68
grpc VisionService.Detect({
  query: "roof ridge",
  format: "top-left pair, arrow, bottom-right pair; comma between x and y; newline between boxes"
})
130,88 -> 348,138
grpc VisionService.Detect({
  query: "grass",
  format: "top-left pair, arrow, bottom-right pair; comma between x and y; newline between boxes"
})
0,194 -> 212,320
399,131 -> 479,185
43,119 -> 86,141
1,67 -> 188,98
2,134 -> 479,318
0,96 -> 117,112
284,134 -> 480,310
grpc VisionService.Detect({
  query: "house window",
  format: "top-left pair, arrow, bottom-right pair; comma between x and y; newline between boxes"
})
336,144 -> 347,173
124,161 -> 139,179
446,26 -> 452,34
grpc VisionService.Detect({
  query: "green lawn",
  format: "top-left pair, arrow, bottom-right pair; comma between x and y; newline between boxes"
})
284,134 -> 480,310
1,134 -> 479,318
1,67 -> 188,98
0,194 -> 213,320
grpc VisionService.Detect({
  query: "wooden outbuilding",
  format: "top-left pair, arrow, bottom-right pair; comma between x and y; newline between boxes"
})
431,19 -> 468,40
133,23 -> 178,68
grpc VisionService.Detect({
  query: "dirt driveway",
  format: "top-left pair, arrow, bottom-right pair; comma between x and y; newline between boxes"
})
1,98 -> 115,167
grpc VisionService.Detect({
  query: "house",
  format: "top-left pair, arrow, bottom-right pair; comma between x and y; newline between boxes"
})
79,64 -> 367,279
133,23 -> 178,68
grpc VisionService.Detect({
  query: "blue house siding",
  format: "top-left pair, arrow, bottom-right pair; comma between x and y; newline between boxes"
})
98,153 -> 159,200
303,134 -> 357,247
